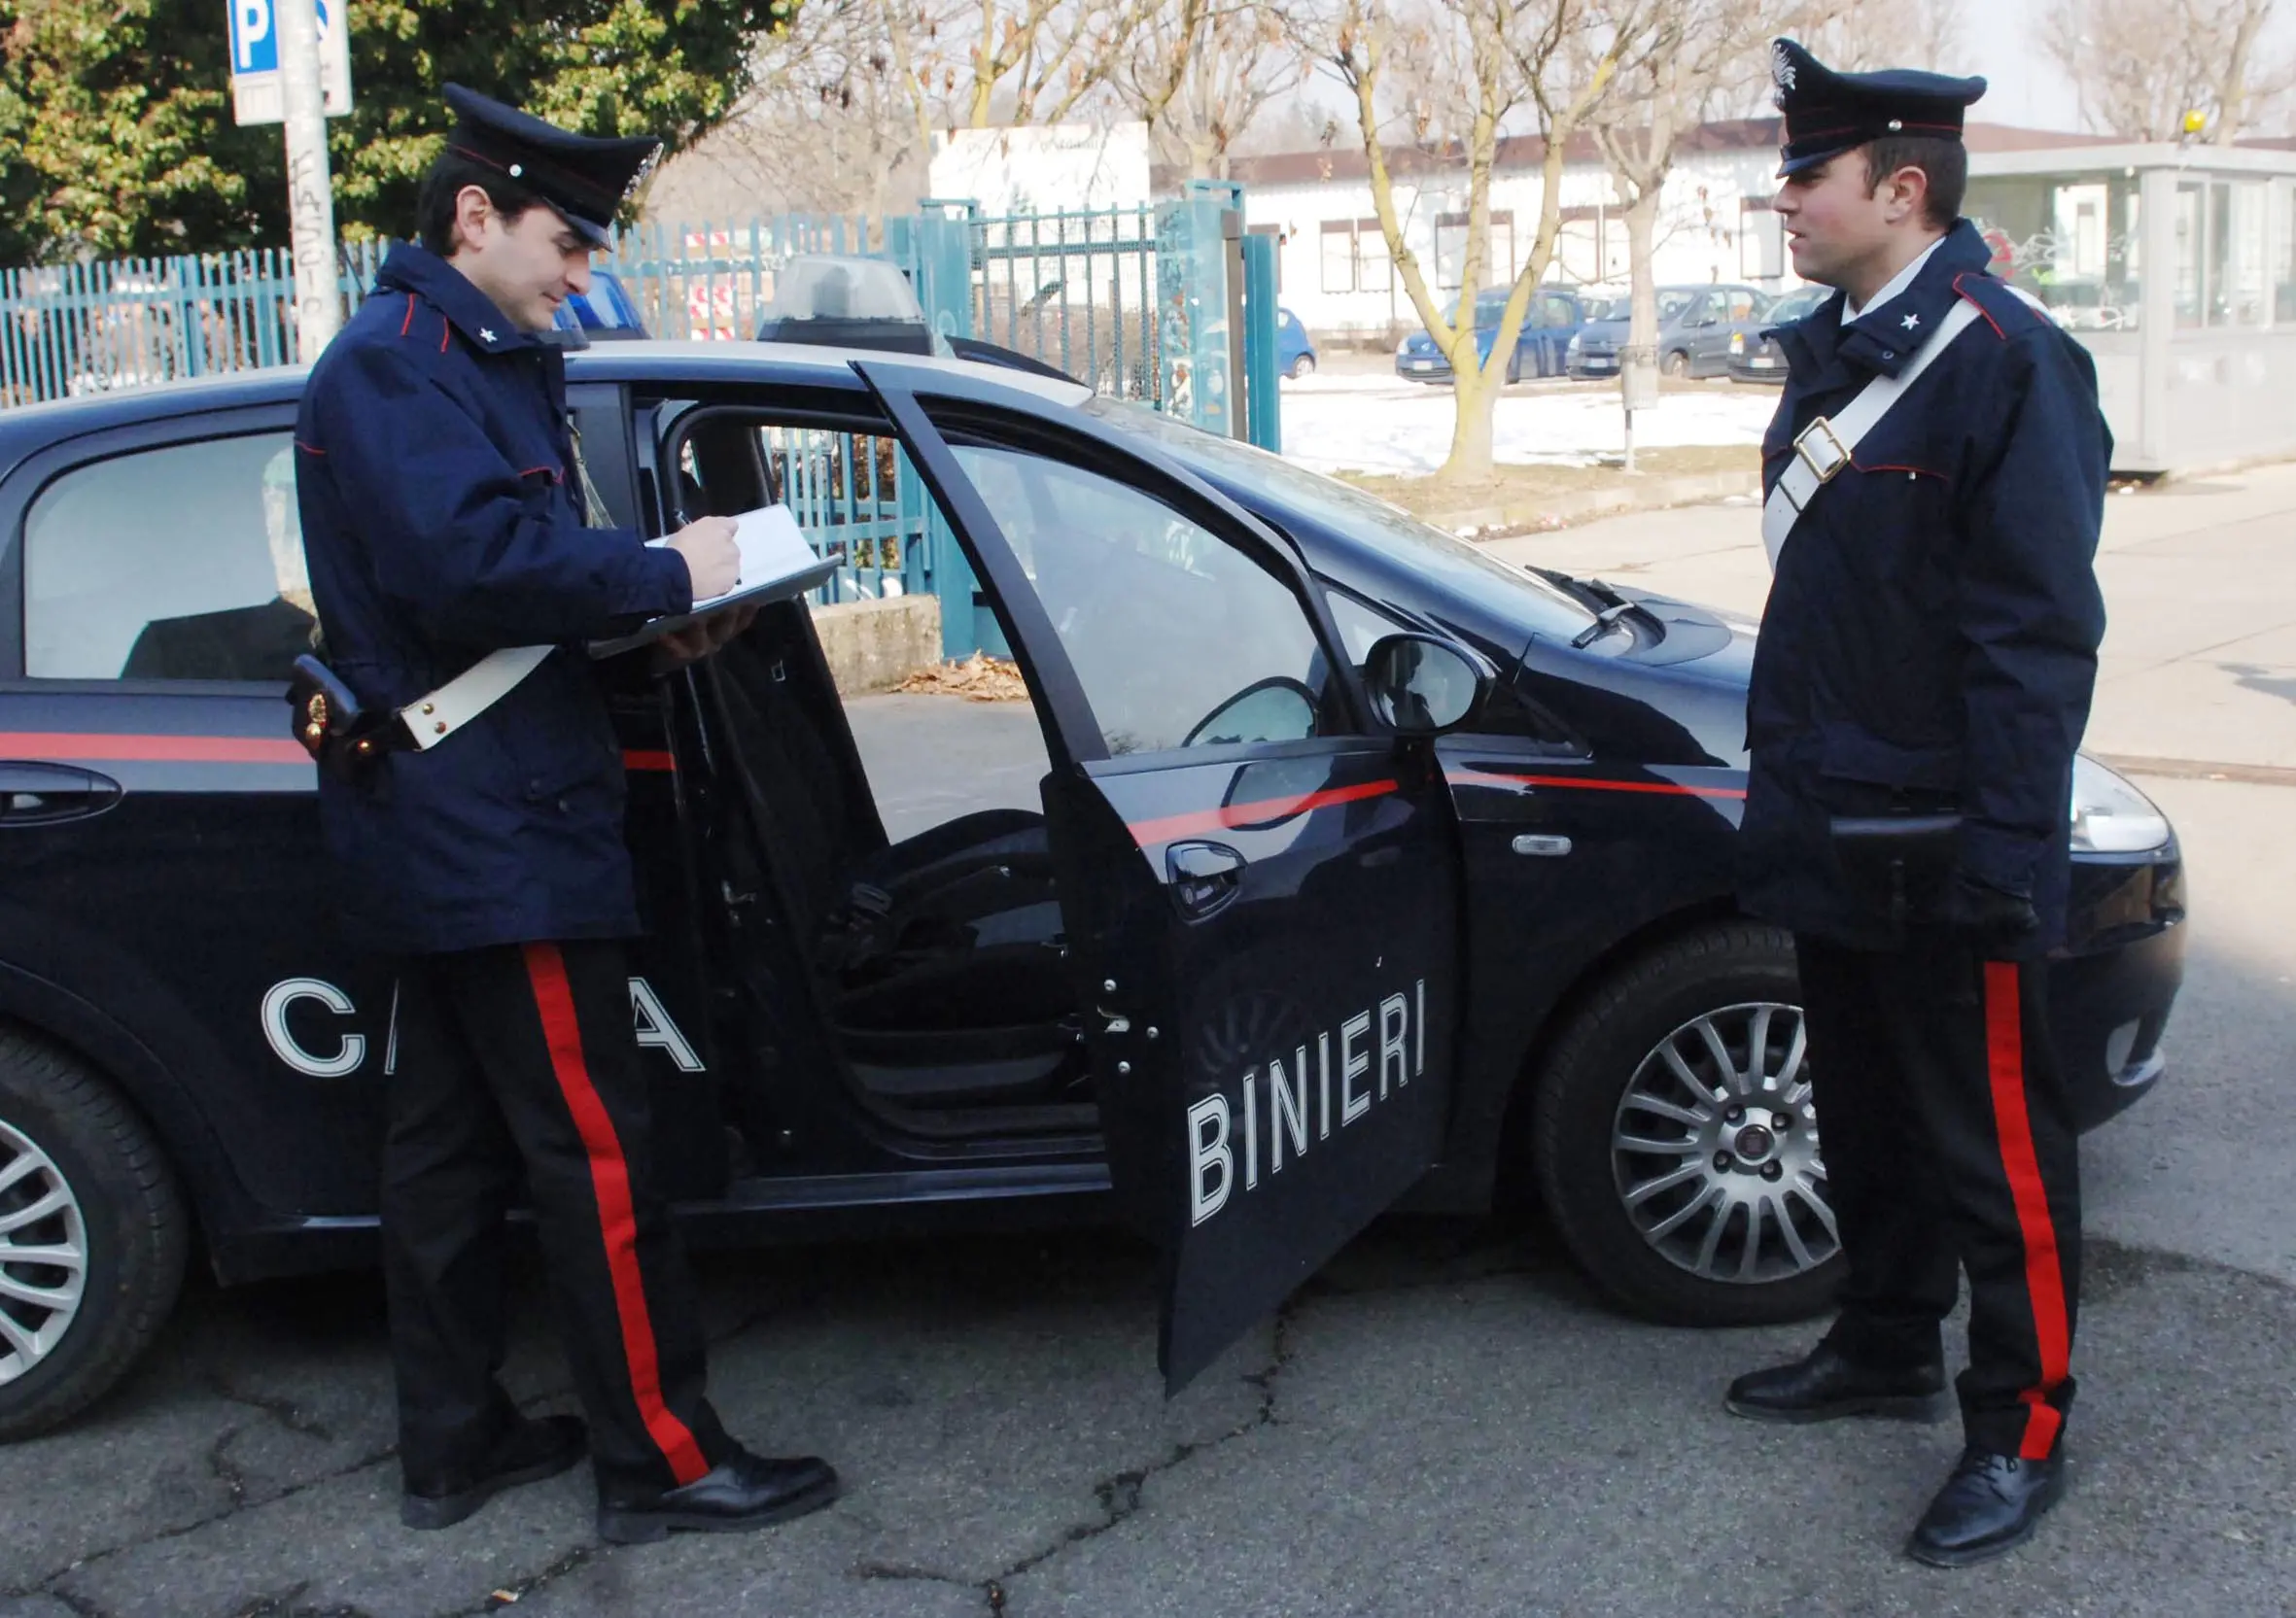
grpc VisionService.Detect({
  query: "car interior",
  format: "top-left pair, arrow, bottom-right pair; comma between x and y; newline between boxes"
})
656,404 -> 1095,1131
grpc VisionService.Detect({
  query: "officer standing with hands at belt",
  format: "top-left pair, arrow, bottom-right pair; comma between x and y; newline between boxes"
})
1724,42 -> 2108,1566
294,86 -> 838,1541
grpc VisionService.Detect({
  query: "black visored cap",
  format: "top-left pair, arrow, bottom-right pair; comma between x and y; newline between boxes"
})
440,84 -> 661,248
1770,39 -> 1987,178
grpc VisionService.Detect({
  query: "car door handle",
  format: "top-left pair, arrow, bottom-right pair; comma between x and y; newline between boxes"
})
1511,833 -> 1573,858
0,763 -> 122,825
1166,840 -> 1245,919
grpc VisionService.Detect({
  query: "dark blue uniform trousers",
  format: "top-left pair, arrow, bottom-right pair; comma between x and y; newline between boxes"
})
1795,936 -> 2080,1460
382,940 -> 731,1496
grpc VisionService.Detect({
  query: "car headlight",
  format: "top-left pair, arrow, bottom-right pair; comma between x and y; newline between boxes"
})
2070,755 -> 2171,853
1396,336 -> 1413,358
1729,332 -> 1745,354
1566,335 -> 1583,356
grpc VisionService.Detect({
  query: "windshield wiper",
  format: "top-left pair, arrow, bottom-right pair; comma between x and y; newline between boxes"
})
1527,565 -> 1666,648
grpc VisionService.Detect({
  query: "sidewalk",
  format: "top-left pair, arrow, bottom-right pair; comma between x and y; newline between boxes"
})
1478,460 -> 2296,773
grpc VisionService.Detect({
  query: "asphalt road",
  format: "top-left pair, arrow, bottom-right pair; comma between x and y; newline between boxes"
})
6,473 -> 2295,1617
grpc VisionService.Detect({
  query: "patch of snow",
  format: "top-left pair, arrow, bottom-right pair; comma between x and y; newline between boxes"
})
1280,383 -> 1774,477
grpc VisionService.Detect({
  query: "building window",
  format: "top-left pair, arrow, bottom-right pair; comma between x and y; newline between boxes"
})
1966,173 -> 2144,332
1740,199 -> 1784,281
1434,211 -> 1513,290
1320,221 -> 1357,293
1353,219 -> 1392,293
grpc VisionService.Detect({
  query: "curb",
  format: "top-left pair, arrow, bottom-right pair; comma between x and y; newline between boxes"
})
1425,468 -> 1762,540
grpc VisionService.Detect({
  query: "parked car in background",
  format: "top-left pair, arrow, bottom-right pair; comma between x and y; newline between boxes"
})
1395,288 -> 1589,384
1278,308 -> 1318,379
1567,284 -> 1771,380
1726,284 -> 1829,383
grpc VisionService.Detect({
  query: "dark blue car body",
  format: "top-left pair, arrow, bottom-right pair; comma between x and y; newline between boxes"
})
0,343 -> 2181,1432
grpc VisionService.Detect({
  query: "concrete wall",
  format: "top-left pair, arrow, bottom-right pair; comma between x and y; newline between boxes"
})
811,594 -> 943,697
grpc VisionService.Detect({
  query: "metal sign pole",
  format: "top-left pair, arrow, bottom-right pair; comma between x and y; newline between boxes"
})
276,0 -> 341,358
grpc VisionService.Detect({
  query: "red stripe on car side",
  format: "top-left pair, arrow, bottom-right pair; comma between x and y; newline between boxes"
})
523,944 -> 711,1487
1445,767 -> 1747,801
622,750 -> 677,773
0,732 -> 310,766
1126,779 -> 1397,847
1984,960 -> 2072,1461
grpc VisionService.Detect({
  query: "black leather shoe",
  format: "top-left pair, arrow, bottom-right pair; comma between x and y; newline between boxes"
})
401,1413 -> 588,1531
1724,1343 -> 1948,1424
1907,1448 -> 2068,1566
597,1448 -> 840,1545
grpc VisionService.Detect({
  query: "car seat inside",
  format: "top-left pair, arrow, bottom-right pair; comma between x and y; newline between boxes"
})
701,603 -> 1088,1119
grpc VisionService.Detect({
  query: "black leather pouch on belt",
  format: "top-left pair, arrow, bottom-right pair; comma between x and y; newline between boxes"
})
1828,811 -> 1963,929
286,653 -> 408,785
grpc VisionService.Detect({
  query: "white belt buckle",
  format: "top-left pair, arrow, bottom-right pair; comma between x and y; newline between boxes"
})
1792,416 -> 1850,488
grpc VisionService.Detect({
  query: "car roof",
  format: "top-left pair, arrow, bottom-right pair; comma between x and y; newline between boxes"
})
0,341 -> 1094,477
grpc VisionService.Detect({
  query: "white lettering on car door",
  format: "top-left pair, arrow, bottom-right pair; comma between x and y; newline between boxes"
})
1186,980 -> 1428,1226
629,977 -> 706,1072
261,979 -> 366,1078
1188,1095 -> 1234,1225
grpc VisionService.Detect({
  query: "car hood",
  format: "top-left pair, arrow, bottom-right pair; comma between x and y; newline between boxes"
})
1577,318 -> 1629,343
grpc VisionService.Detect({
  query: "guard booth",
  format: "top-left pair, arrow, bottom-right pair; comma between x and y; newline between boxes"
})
1965,144 -> 2296,476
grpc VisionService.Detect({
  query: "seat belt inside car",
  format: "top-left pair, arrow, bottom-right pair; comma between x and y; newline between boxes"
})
401,644 -> 553,750
1760,297 -> 1982,570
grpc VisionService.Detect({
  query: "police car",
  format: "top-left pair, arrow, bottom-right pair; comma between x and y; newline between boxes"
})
0,342 -> 2184,1437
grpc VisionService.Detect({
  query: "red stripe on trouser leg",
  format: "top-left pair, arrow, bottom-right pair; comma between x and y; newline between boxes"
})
1984,961 -> 2072,1460
523,944 -> 711,1487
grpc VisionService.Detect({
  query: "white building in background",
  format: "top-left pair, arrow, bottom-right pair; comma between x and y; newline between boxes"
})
1210,117 -> 2125,341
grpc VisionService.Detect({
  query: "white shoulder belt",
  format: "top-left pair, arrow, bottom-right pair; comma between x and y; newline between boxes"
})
1760,297 -> 1983,570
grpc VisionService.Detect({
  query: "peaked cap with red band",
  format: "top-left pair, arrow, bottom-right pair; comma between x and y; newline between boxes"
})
1770,39 -> 1987,178
441,84 -> 660,247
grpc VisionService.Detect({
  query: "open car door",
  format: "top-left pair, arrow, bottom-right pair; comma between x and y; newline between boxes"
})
859,362 -> 1475,1391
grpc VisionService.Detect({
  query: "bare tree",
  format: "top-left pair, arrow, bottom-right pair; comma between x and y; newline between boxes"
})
1799,0 -> 1969,74
1116,0 -> 1309,180
886,0 -> 1144,137
1310,0 -> 1641,483
2038,0 -> 2292,142
662,0 -> 929,224
1590,0 -> 1794,408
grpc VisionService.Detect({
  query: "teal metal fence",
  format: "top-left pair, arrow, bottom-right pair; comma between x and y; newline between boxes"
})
2,199 -> 1277,650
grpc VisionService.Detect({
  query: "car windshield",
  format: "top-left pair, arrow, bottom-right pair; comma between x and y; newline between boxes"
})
1080,396 -> 1594,636
1765,287 -> 1828,323
1656,290 -> 1698,321
1586,297 -> 1630,321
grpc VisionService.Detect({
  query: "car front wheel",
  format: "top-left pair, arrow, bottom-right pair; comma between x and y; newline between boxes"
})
1660,349 -> 1690,378
0,1030 -> 187,1439
1529,922 -> 1842,1327
1287,354 -> 1315,379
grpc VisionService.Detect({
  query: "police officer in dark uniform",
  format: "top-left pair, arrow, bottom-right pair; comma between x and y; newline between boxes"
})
1723,41 -> 2109,1566
294,86 -> 837,1541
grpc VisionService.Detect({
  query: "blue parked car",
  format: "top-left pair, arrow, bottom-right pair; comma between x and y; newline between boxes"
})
1277,307 -> 1317,379
1395,288 -> 1588,384
1566,285 -> 1770,380
553,269 -> 647,339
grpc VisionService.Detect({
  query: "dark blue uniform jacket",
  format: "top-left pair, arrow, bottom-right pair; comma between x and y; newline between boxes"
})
295,246 -> 692,954
1738,221 -> 2110,955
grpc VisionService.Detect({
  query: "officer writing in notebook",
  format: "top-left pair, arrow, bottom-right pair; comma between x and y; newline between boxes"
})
1726,42 -> 2108,1566
294,86 -> 836,1541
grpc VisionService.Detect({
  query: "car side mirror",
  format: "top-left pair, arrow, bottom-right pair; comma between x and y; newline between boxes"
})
1362,633 -> 1494,738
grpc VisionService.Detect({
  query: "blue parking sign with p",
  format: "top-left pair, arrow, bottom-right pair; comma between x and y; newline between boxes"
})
228,0 -> 351,123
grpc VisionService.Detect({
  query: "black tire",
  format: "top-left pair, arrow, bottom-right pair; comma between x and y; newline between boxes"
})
0,1029 -> 187,1439
1660,348 -> 1690,378
1528,922 -> 1842,1328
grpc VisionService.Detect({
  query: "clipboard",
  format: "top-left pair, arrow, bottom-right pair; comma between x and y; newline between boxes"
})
589,505 -> 839,659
